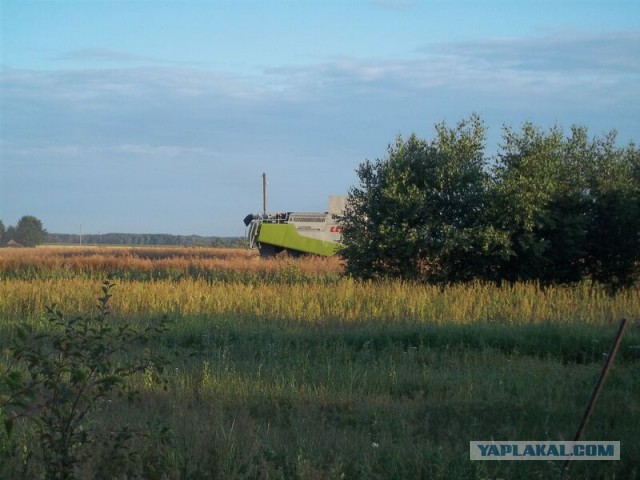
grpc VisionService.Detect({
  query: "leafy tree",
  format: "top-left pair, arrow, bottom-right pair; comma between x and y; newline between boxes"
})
584,135 -> 640,288
341,117 -> 639,287
340,114 -> 509,283
0,220 -> 5,244
14,215 -> 47,247
491,124 -> 592,283
491,124 -> 639,287
4,226 -> 16,245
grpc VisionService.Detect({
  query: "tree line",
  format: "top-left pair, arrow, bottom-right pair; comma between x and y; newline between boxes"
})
46,232 -> 245,248
0,218 -> 244,248
339,115 -> 640,289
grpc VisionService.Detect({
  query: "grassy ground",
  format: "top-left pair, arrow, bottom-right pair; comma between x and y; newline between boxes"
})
1,247 -> 638,479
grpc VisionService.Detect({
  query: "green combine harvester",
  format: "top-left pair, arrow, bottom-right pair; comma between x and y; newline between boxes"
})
243,195 -> 346,257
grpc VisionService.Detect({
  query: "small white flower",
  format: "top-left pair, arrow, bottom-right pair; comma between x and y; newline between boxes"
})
372,442 -> 379,448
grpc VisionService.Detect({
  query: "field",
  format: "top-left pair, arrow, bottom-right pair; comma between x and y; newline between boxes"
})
1,246 -> 639,479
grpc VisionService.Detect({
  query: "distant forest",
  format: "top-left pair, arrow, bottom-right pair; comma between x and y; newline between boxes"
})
46,232 -> 245,248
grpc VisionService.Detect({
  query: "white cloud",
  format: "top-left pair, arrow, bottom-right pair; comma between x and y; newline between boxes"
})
56,48 -> 159,64
2,30 -> 638,233
424,30 -> 640,73
115,144 -> 210,157
3,30 -> 638,154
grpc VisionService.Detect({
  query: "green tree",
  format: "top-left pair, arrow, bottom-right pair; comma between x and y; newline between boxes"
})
341,117 -> 638,286
0,220 -> 5,245
340,115 -> 508,283
4,226 -> 17,245
14,215 -> 47,247
584,134 -> 640,288
491,124 -> 592,283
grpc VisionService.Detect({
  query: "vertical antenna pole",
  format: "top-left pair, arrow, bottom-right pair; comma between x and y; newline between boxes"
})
262,172 -> 267,215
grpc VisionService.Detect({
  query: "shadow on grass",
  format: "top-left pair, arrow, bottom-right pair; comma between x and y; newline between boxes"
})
163,316 -> 640,365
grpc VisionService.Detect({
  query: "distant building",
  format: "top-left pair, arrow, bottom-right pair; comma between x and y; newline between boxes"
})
6,239 -> 24,248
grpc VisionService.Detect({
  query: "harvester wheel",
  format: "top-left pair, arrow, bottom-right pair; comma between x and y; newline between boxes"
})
258,244 -> 283,257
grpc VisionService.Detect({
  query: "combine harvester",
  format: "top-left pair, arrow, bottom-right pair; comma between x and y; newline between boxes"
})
243,175 -> 345,257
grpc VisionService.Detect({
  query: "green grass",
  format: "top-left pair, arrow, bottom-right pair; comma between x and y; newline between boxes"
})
3,309 -> 638,479
166,317 -> 640,479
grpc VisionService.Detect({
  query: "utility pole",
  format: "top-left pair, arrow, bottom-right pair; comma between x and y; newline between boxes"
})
262,172 -> 267,215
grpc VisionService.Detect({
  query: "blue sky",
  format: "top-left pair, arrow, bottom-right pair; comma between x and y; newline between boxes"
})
1,0 -> 639,236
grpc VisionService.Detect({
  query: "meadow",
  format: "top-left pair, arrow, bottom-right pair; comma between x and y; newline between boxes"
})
0,246 -> 638,479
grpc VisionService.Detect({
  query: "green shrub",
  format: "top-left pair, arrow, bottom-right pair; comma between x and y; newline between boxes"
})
0,279 -> 170,479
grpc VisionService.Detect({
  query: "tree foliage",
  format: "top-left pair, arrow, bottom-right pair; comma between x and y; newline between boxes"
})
583,134 -> 640,288
491,124 -> 591,283
340,115 -> 509,283
3,215 -> 47,247
340,116 -> 640,288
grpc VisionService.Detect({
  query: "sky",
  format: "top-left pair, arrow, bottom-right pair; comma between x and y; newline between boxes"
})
1,0 -> 639,237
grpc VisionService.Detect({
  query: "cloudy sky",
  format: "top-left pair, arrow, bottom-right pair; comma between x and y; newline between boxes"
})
1,1 -> 639,236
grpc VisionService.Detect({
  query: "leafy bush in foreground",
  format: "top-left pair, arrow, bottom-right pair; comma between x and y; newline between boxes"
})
0,280 -> 170,479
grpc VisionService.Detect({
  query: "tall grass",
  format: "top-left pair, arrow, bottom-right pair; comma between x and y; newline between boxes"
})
0,246 -> 343,282
1,276 -> 637,326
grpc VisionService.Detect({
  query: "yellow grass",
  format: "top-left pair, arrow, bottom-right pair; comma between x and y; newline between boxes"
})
1,277 -> 637,326
0,246 -> 637,325
0,245 -> 344,277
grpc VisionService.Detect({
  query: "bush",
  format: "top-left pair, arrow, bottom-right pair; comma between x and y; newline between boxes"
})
0,279 -> 170,479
